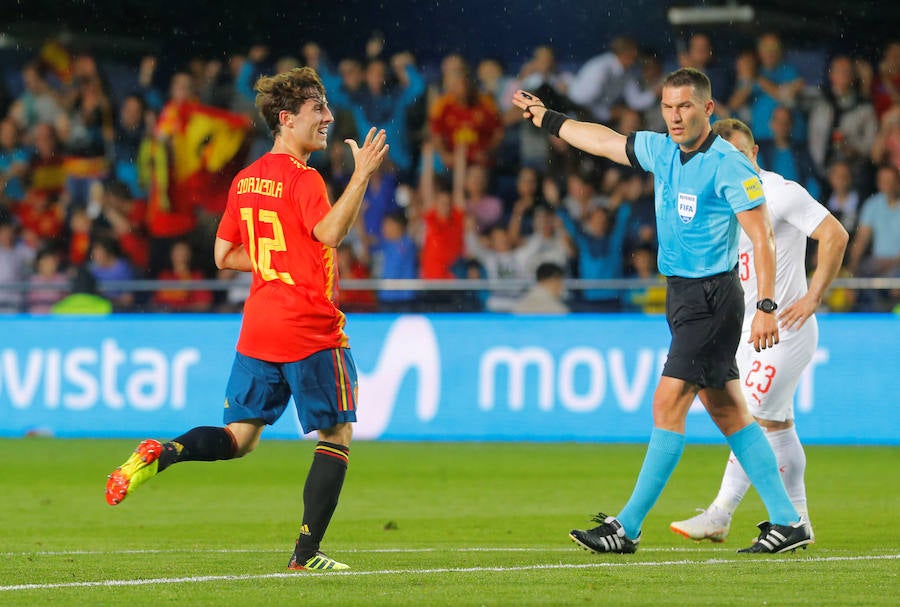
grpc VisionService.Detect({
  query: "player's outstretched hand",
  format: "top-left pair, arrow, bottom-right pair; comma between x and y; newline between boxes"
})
511,89 -> 548,128
749,310 -> 779,352
346,127 -> 389,179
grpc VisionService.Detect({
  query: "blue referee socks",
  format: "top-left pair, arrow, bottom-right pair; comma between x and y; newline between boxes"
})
727,423 -> 799,525
617,427 -> 686,539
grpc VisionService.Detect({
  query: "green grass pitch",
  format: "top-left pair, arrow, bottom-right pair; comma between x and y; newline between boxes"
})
0,439 -> 897,606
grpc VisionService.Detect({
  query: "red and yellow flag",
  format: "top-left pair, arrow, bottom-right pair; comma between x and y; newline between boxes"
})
146,102 -> 251,237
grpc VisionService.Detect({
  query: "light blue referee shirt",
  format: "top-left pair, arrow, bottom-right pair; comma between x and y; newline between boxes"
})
626,131 -> 765,278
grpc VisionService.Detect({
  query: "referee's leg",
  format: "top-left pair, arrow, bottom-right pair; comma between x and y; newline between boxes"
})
701,383 -> 798,525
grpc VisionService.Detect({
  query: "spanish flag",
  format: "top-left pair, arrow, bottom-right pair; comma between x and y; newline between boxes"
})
145,102 -> 251,238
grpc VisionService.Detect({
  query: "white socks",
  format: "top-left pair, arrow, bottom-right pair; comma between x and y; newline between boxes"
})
711,426 -> 808,520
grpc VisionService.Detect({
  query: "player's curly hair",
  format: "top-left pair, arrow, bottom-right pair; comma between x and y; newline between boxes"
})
254,67 -> 326,138
662,67 -> 712,101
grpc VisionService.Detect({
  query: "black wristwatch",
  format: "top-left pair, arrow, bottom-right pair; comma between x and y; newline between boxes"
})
756,298 -> 778,313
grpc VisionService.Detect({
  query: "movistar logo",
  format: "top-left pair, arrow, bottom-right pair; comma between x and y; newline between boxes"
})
354,316 -> 440,439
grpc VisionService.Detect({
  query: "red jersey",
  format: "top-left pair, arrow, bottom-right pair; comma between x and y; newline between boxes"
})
429,93 -> 502,164
420,207 -> 464,279
217,153 -> 347,362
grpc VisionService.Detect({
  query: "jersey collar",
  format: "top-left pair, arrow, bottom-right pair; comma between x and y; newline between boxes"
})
679,131 -> 717,165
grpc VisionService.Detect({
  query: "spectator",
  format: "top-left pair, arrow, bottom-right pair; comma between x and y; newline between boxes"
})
512,44 -> 574,168
66,206 -> 92,267
636,55 -> 666,134
720,49 -> 758,124
869,40 -> 900,119
25,123 -> 66,207
152,239 -> 212,312
322,55 -> 366,147
195,57 -> 235,109
463,161 -> 504,232
144,71 -> 200,276
825,160 -> 861,234
561,168 -> 606,221
336,244 -> 377,313
435,53 -> 467,96
0,212 -> 33,312
136,55 -> 165,112
232,45 -> 275,162
88,234 -> 134,310
616,171 -> 658,253
871,105 -> 900,172
14,179 -> 64,247
512,262 -> 569,314
418,143 -> 466,280
429,63 -> 503,168
614,107 -> 645,137
359,163 -> 399,248
848,165 -> 900,292
112,93 -> 147,198
555,197 -> 632,312
505,165 -> 544,237
675,33 -> 729,104
317,48 -> 425,177
757,106 -> 820,199
509,204 -> 572,282
625,244 -> 666,314
454,257 -> 488,312
371,211 -> 418,312
56,55 -> 114,208
27,245 -> 68,313
477,57 -> 519,170
464,219 -> 533,312
0,118 -> 29,205
477,58 -> 515,112
94,179 -> 149,273
567,36 -> 655,124
808,55 -> 878,187
750,32 -> 805,142
9,62 -> 63,133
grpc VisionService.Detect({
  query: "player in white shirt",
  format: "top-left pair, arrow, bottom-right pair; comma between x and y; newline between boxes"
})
670,119 -> 848,543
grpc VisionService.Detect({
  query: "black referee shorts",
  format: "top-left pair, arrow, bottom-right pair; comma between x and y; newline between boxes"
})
662,266 -> 743,389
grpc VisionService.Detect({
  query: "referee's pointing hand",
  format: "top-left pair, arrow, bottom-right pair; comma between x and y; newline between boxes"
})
512,90 -> 547,128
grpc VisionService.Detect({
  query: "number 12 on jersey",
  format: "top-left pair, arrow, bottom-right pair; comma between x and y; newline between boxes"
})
240,208 -> 296,285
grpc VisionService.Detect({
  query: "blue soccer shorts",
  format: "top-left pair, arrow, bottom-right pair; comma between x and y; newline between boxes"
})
222,348 -> 358,433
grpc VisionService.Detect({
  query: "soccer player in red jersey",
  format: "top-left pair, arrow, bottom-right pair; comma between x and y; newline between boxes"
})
105,67 -> 388,572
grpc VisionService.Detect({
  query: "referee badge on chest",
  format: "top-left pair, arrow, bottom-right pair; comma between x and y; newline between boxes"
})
677,192 -> 697,223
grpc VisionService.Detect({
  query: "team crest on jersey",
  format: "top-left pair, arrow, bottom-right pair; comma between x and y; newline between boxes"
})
742,176 -> 764,201
678,192 -> 697,223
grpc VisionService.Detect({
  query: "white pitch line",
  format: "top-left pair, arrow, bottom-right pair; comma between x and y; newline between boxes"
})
0,546 -> 722,557
1,554 -> 897,593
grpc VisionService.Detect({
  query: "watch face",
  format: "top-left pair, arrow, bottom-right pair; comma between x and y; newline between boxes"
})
758,299 -> 776,313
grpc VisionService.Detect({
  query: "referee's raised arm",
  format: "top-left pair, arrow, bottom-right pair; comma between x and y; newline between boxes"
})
511,89 -> 630,166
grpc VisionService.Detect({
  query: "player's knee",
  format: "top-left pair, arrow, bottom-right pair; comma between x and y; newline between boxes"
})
225,422 -> 264,458
318,422 -> 352,447
756,417 -> 793,431
233,438 -> 259,458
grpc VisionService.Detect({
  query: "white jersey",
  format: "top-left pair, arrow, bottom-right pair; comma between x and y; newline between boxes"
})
738,169 -> 829,332
737,169 -> 829,421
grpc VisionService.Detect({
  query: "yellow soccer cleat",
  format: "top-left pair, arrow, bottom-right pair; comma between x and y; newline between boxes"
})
287,551 -> 350,571
105,439 -> 163,506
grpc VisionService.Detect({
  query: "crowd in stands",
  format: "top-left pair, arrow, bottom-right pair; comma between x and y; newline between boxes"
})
1,31 -> 899,314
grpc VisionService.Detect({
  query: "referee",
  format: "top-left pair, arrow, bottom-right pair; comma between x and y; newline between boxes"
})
513,68 -> 811,554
